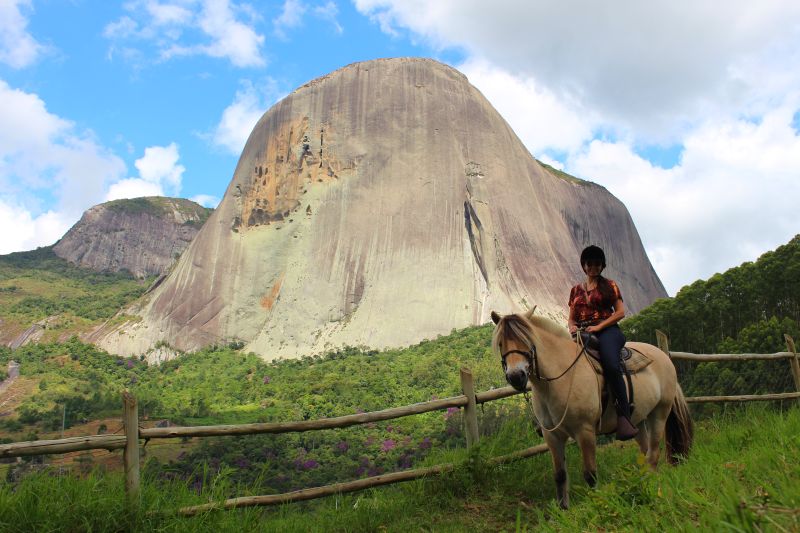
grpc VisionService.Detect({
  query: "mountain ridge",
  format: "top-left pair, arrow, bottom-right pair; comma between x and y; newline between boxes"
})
53,197 -> 212,279
93,57 -> 666,360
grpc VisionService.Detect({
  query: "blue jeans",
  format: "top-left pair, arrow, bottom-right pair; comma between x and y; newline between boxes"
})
596,325 -> 632,418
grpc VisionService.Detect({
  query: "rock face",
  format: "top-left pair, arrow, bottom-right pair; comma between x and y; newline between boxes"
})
54,197 -> 212,278
95,58 -> 666,360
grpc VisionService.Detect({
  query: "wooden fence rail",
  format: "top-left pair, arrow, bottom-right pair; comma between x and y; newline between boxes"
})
1,330 -> 799,514
177,443 -> 551,516
669,352 -> 797,361
0,435 -> 126,458
140,395 -> 470,439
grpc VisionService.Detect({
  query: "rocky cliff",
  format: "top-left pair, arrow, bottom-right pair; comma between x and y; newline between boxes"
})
94,58 -> 666,360
53,197 -> 212,278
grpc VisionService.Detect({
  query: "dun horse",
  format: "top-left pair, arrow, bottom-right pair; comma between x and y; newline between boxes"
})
491,309 -> 693,509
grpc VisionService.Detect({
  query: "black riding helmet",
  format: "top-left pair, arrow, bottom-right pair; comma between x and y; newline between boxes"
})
580,245 -> 606,268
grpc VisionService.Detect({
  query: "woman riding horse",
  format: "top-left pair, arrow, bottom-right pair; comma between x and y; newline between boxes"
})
567,245 -> 638,441
491,308 -> 693,509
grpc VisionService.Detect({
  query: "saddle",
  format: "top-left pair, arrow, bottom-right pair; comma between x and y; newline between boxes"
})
578,332 -> 652,375
577,332 -> 653,419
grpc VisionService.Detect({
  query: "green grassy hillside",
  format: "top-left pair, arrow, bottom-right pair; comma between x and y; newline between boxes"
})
1,229 -> 798,530
0,247 -> 151,345
1,405 -> 798,532
104,197 -> 213,226
0,327 -> 512,495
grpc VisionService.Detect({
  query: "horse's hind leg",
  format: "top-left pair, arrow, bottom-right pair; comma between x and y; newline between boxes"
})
646,409 -> 669,470
544,431 -> 569,509
634,423 -> 649,456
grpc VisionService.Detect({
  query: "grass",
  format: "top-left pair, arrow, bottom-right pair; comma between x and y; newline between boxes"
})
0,247 -> 152,343
104,197 -> 213,226
1,404 -> 798,532
537,160 -> 587,185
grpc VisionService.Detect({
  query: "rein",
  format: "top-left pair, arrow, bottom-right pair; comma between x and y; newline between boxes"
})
500,328 -> 591,434
501,342 -> 586,383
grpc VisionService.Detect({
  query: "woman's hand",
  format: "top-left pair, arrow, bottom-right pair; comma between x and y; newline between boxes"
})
586,324 -> 602,333
568,323 -> 577,335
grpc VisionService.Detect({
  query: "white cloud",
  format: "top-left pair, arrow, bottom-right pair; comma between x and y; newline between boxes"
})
190,193 -> 219,207
211,79 -> 285,154
196,0 -> 265,67
273,0 -> 343,38
106,142 -> 186,201
0,80 -> 70,164
0,200 -> 72,254
459,59 -> 594,156
537,154 -> 564,171
134,142 -> 184,192
0,0 -> 44,68
353,1 -> 800,296
0,80 -> 196,253
314,2 -> 343,34
0,79 -> 126,221
354,1 -> 800,141
104,178 -> 165,202
105,0 -> 266,68
102,16 -> 139,39
568,100 -> 800,295
273,0 -> 307,38
146,1 -> 193,26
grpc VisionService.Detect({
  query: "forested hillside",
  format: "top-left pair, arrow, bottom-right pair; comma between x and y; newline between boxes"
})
622,234 -> 800,397
0,247 -> 151,345
2,235 -> 798,497
0,328 -> 511,494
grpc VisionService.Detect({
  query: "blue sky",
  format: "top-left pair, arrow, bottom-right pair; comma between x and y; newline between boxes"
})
1,1 -> 800,296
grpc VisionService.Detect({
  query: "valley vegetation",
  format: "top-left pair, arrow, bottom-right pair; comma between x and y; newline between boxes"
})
0,235 -> 799,530
0,247 -> 152,345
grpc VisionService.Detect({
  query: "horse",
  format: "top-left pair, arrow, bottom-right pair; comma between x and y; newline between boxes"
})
490,308 -> 693,509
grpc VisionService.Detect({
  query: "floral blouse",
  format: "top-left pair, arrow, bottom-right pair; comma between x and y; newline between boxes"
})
568,279 -> 623,326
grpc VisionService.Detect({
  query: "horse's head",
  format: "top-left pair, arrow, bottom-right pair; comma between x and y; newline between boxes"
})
491,309 -> 537,392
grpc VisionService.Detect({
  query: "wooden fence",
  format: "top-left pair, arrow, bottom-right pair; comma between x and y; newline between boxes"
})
1,331 -> 799,514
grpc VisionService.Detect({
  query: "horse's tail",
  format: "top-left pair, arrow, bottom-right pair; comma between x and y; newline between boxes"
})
665,384 -> 693,465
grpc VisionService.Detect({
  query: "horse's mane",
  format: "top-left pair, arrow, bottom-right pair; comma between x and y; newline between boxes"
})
529,314 -> 572,340
491,312 -> 571,354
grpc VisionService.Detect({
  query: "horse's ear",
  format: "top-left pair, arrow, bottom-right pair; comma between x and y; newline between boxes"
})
525,305 -> 537,320
490,311 -> 501,325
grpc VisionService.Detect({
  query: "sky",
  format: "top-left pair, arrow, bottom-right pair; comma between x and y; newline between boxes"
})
0,1 -> 799,296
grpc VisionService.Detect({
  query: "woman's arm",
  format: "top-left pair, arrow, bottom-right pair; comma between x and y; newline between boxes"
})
586,298 -> 625,333
568,304 -> 578,334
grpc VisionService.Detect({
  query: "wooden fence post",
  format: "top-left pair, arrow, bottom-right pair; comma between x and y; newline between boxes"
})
122,391 -> 140,507
655,330 -> 670,356
784,335 -> 800,397
460,368 -> 479,447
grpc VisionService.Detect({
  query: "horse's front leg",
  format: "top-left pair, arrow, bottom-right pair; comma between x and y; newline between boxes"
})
544,431 -> 569,509
575,428 -> 597,488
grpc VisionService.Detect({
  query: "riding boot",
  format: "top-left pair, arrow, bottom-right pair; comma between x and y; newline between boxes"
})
597,325 -> 638,441
615,407 -> 639,441
608,372 -> 638,441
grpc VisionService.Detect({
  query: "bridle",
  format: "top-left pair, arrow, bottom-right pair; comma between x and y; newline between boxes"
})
501,338 -> 586,383
501,348 -> 534,371
498,324 -> 594,434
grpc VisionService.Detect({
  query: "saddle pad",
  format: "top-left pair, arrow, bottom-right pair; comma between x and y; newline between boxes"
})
587,346 -> 652,375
